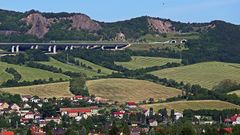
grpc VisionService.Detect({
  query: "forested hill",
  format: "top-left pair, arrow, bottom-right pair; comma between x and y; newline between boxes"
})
182,21 -> 240,64
0,9 -> 219,42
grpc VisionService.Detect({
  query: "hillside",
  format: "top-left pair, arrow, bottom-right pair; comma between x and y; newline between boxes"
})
150,62 -> 240,89
142,100 -> 240,113
0,9 -> 214,42
87,78 -> 182,103
0,82 -> 72,98
0,61 -> 69,84
115,56 -> 181,70
39,57 -> 104,77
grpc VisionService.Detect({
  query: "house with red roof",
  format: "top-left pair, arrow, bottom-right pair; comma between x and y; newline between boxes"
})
0,130 -> 14,135
224,114 -> 240,125
112,111 -> 125,119
72,95 -> 83,101
45,116 -> 61,124
126,102 -> 137,108
60,106 -> 101,118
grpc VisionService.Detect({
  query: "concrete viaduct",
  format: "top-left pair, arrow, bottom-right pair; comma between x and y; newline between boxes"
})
0,43 -> 131,54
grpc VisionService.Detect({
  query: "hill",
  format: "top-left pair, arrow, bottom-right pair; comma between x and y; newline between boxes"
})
74,58 -> 114,75
150,62 -> 240,89
0,82 -> 72,98
0,61 -> 69,84
115,56 -> 181,70
141,100 -> 240,113
39,57 -> 104,77
86,78 -> 182,103
0,9 -> 216,42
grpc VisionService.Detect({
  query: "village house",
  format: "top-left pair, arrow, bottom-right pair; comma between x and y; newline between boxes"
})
126,102 -> 137,108
45,116 -> 61,124
60,106 -> 101,118
23,103 -> 31,109
9,103 -> 20,112
72,95 -> 83,101
21,95 -> 32,102
149,119 -> 158,127
30,125 -> 46,135
174,112 -> 183,120
224,114 -> 240,125
0,102 -> 9,110
112,111 -> 125,119
0,129 -> 14,135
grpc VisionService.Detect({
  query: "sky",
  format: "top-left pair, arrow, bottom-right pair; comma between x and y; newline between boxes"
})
0,0 -> 239,24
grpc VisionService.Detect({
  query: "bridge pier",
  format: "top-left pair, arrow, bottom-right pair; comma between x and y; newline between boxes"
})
48,46 -> 52,52
115,45 -> 118,50
65,46 -> 69,51
70,46 -> 73,50
53,45 -> 57,54
11,46 -> 15,53
30,46 -> 34,49
35,45 -> 39,49
16,45 -> 19,53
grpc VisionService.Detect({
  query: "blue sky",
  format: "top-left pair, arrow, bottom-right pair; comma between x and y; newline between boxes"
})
0,0 -> 239,24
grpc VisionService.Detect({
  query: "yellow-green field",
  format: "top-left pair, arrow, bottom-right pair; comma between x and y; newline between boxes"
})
39,57 -> 110,77
228,90 -> 240,97
0,82 -> 73,98
74,58 -> 114,75
87,78 -> 182,103
0,67 -> 13,84
0,61 -> 69,84
142,100 -> 240,113
115,56 -> 181,70
150,62 -> 240,89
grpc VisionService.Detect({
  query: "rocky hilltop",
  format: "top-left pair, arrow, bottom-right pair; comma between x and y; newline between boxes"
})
0,9 -> 231,42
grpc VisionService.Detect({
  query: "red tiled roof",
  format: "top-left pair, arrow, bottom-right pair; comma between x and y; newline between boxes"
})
113,112 -> 125,115
0,131 -> 14,135
127,102 -> 137,106
67,109 -> 91,113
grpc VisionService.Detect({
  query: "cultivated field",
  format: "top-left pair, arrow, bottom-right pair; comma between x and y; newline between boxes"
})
74,58 -> 114,75
228,90 -> 240,97
87,78 -> 182,103
0,67 -> 13,84
150,62 -> 240,89
0,82 -> 73,98
115,56 -> 181,70
0,61 -> 69,84
40,58 -> 108,77
142,100 -> 240,113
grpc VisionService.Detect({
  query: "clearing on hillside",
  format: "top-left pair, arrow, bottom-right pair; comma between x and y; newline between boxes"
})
115,56 -> 181,70
87,78 -> 182,103
39,57 -> 107,77
141,100 -> 240,113
0,61 -> 69,84
0,82 -> 73,98
228,90 -> 240,97
150,62 -> 240,89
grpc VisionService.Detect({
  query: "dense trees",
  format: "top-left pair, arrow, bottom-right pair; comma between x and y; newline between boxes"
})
0,50 -> 49,64
182,21 -> 240,64
70,77 -> 89,96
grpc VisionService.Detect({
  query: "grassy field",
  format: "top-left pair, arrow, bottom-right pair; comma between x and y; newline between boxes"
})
0,67 -> 13,84
150,62 -> 240,89
228,90 -> 240,97
39,57 -> 106,77
129,43 -> 186,51
115,56 -> 181,70
74,58 -> 114,75
0,82 -> 73,98
87,78 -> 182,103
141,100 -> 240,113
0,61 -> 69,84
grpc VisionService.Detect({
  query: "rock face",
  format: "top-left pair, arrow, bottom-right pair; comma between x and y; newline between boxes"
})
22,13 -> 101,38
115,32 -> 126,41
23,13 -> 49,38
70,15 -> 101,31
148,18 -> 174,33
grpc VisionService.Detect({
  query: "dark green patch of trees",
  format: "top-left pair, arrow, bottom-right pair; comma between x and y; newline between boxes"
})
70,76 -> 89,96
